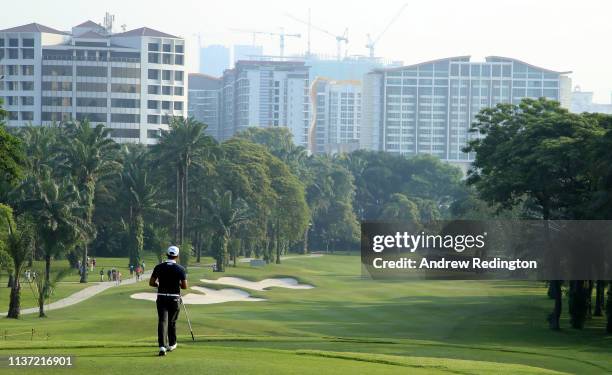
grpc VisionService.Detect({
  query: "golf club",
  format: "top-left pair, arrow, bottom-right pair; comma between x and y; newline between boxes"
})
180,297 -> 195,341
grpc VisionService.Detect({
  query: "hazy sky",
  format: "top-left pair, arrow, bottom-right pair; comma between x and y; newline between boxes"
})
3,0 -> 611,101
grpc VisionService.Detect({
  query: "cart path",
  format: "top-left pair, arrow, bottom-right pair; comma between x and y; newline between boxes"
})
1,270 -> 152,316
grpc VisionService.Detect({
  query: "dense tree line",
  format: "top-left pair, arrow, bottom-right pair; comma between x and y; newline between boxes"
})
464,98 -> 612,332
1,96 -> 612,335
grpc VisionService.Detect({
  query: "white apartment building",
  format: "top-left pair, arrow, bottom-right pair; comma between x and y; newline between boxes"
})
0,21 -> 187,144
310,78 -> 361,154
362,56 -> 571,167
220,61 -> 310,147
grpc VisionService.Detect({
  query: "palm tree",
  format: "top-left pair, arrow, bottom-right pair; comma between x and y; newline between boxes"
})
14,169 -> 89,315
118,145 -> 170,266
59,120 -> 120,283
151,117 -> 215,245
0,204 -> 32,319
205,190 -> 250,272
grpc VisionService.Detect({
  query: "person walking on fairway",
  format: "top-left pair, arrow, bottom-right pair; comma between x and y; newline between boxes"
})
149,246 -> 187,356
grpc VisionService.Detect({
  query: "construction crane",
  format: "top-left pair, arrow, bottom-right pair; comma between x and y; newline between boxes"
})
285,11 -> 348,61
230,28 -> 300,58
365,3 -> 408,58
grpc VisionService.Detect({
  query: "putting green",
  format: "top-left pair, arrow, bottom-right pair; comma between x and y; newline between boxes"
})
1,254 -> 611,374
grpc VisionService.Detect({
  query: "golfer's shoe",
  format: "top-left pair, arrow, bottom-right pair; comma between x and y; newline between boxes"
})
158,347 -> 167,356
167,344 -> 177,352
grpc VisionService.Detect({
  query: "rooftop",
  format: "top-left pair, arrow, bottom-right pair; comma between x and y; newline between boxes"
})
112,27 -> 178,39
0,22 -> 69,35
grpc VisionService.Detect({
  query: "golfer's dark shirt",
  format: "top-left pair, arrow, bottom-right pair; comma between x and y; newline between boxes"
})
152,261 -> 186,295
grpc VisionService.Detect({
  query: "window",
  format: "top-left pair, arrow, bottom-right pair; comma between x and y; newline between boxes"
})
21,111 -> 33,121
173,101 -> 183,111
173,55 -> 183,66
77,66 -> 107,77
111,83 -> 140,93
21,81 -> 34,91
21,65 -> 34,76
111,99 -> 140,108
148,53 -> 160,63
162,70 -> 172,80
8,112 -> 18,120
76,112 -> 107,122
21,96 -> 34,106
42,65 -> 73,76
8,49 -> 18,59
147,100 -> 159,109
43,97 -> 72,106
9,38 -> 18,47
109,129 -> 139,138
111,113 -> 139,123
148,43 -> 159,51
174,71 -> 183,81
77,97 -> 107,107
147,129 -> 161,138
162,86 -> 172,95
21,49 -> 34,59
148,69 -> 159,80
175,45 -> 184,54
76,82 -> 107,92
162,44 -> 172,52
162,54 -> 172,64
42,81 -> 72,91
148,85 -> 160,94
147,115 -> 159,124
42,112 -> 71,121
162,101 -> 171,110
111,67 -> 140,78
174,87 -> 183,96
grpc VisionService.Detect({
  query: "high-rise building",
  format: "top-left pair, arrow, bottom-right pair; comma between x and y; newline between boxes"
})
233,45 -> 263,65
362,56 -> 571,166
570,88 -> 612,114
309,78 -> 361,154
199,44 -> 229,77
0,21 -> 187,144
188,73 -> 221,139
220,60 -> 310,146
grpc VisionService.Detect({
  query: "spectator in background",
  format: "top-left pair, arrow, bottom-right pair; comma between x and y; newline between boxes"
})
107,269 -> 112,281
129,264 -> 134,276
99,269 -> 104,282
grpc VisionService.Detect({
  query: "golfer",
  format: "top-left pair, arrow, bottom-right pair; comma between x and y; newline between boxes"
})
149,245 -> 188,356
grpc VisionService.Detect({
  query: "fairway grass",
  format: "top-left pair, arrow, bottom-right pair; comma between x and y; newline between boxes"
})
1,254 -> 611,374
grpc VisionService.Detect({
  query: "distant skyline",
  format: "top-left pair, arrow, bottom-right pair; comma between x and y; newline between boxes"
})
2,0 -> 611,101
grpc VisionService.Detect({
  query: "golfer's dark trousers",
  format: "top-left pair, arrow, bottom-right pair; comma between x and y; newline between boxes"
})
156,296 -> 180,347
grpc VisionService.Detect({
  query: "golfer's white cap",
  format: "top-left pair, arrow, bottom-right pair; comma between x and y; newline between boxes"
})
167,246 -> 180,257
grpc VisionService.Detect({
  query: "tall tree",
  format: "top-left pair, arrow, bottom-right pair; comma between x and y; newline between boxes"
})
14,169 -> 88,316
206,190 -> 250,271
465,98 -> 602,330
152,117 -> 215,245
59,121 -> 120,283
0,99 -> 24,188
0,204 -> 32,319
118,145 -> 170,266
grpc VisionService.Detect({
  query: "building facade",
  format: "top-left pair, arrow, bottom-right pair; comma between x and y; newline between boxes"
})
310,78 -> 361,154
220,60 -> 310,147
0,21 -> 187,144
362,56 -> 571,165
571,88 -> 612,114
199,44 -> 229,77
188,73 -> 222,140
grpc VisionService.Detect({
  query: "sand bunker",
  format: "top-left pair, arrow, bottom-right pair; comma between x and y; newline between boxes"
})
130,286 -> 265,305
199,277 -> 314,291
